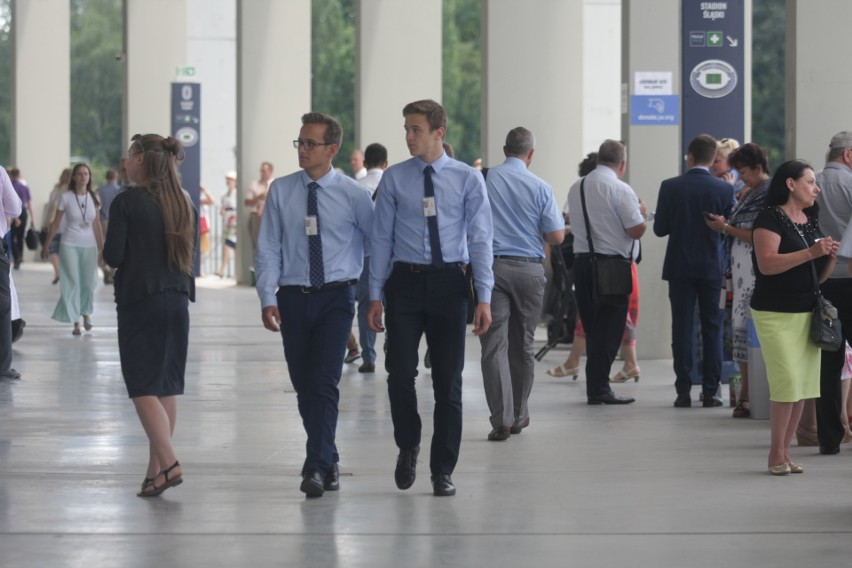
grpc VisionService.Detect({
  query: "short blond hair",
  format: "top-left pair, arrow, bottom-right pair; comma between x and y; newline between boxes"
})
716,137 -> 740,158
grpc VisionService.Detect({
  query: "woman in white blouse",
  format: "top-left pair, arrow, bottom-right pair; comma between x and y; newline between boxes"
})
42,163 -> 104,335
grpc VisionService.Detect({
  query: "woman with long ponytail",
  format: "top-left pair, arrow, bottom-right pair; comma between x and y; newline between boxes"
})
104,134 -> 197,497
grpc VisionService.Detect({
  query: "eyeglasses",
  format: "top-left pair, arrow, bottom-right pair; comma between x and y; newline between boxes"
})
293,139 -> 332,150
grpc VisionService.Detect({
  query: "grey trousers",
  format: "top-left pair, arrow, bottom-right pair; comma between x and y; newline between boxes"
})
479,258 -> 546,429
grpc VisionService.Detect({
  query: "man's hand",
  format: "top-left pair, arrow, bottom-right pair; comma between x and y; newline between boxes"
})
262,306 -> 281,332
473,303 -> 492,336
367,300 -> 385,333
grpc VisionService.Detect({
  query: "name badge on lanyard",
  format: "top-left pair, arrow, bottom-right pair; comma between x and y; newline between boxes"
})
304,216 -> 318,236
422,197 -> 437,217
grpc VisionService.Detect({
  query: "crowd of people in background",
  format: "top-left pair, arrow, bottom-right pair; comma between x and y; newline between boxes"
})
5,109 -> 852,496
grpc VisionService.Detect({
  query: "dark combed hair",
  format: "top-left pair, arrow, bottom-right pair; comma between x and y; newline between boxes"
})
402,99 -> 447,132
688,134 -> 718,165
129,134 -> 195,275
364,143 -> 387,168
68,163 -> 101,208
765,159 -> 813,206
301,112 -> 343,145
727,143 -> 770,174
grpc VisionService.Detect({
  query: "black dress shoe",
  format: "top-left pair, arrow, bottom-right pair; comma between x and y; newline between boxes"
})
487,427 -> 510,441
509,416 -> 530,435
358,362 -> 375,373
702,396 -> 723,407
819,445 -> 840,455
673,394 -> 692,408
588,391 -> 635,405
394,445 -> 419,490
431,474 -> 455,496
300,471 -> 324,498
323,463 -> 340,491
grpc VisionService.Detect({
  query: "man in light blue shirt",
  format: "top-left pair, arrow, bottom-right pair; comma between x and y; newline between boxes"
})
367,99 -> 494,497
255,112 -> 373,498
479,127 -> 564,441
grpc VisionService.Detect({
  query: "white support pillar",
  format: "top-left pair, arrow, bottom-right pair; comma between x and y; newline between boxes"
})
236,0 -> 311,284
10,0 -> 70,219
123,0 -> 187,141
621,0 -> 681,359
785,0 -> 852,166
355,0 -> 442,166
481,0 -> 583,208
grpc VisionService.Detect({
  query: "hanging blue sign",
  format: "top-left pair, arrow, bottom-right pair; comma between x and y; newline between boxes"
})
681,1 -> 744,171
171,82 -> 201,274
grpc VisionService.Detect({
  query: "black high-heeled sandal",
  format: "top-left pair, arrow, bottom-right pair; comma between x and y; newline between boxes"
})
137,461 -> 183,497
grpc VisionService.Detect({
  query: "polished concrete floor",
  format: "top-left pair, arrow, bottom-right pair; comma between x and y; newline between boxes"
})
2,263 -> 852,568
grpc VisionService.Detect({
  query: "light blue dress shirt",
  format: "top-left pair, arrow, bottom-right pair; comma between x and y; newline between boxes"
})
370,153 -> 494,303
255,168 -> 374,308
487,157 -> 564,258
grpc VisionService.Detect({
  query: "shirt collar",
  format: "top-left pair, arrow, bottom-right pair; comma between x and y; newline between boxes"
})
825,161 -> 852,175
301,167 -> 336,188
689,166 -> 711,173
503,156 -> 526,170
415,152 -> 450,173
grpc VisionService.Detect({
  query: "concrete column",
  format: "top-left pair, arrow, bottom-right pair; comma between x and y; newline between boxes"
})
481,0 -> 583,208
10,0 -> 70,217
584,0 -> 623,155
621,0 -> 681,359
355,0 -> 442,165
236,0 -> 311,284
785,0 -> 852,166
123,0 -> 187,142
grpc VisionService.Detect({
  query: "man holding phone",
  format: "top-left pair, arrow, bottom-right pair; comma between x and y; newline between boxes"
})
654,134 -> 736,408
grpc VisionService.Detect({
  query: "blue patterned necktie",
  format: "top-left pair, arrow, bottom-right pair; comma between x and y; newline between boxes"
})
307,182 -> 325,287
424,165 -> 444,268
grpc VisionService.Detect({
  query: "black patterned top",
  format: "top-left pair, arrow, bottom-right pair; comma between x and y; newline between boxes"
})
750,206 -> 827,313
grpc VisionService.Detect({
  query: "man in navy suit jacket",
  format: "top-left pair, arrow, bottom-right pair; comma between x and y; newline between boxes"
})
654,134 -> 735,408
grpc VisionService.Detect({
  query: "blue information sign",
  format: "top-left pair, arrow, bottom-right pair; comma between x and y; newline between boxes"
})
681,1 -> 744,171
631,95 -> 680,125
171,82 -> 201,275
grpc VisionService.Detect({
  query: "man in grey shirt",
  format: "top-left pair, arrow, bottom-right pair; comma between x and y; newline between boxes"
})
814,131 -> 852,455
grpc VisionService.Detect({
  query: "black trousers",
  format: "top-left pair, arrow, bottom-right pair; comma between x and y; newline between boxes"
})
384,264 -> 468,476
0,247 -> 12,375
817,279 -> 852,450
572,256 -> 628,399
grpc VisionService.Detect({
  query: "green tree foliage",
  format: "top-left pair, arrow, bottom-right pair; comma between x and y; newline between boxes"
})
751,0 -> 784,169
0,0 -> 11,164
442,0 -> 480,165
70,0 -> 122,180
312,0 -> 356,173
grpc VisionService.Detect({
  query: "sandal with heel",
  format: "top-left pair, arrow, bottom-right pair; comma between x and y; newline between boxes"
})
546,363 -> 579,380
610,367 -> 640,383
137,461 -> 183,497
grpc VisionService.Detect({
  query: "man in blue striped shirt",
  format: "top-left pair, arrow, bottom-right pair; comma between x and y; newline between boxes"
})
368,99 -> 494,497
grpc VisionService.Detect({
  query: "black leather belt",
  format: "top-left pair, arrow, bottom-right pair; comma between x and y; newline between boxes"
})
281,279 -> 357,294
394,262 -> 464,273
494,255 -> 542,264
574,253 -> 627,260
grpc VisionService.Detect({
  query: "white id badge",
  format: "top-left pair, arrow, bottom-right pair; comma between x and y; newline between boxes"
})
422,197 -> 437,217
305,216 -> 318,236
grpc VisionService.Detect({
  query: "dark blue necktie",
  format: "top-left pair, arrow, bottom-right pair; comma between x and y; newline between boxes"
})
424,165 -> 444,268
307,182 -> 325,287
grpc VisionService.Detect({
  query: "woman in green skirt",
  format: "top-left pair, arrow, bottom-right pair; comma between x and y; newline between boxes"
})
751,160 -> 838,475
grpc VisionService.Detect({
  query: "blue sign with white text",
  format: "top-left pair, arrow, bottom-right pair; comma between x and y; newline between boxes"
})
681,0 -> 744,171
631,95 -> 680,125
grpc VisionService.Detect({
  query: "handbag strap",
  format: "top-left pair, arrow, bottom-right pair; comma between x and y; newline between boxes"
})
777,206 -> 821,296
579,178 -> 597,257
